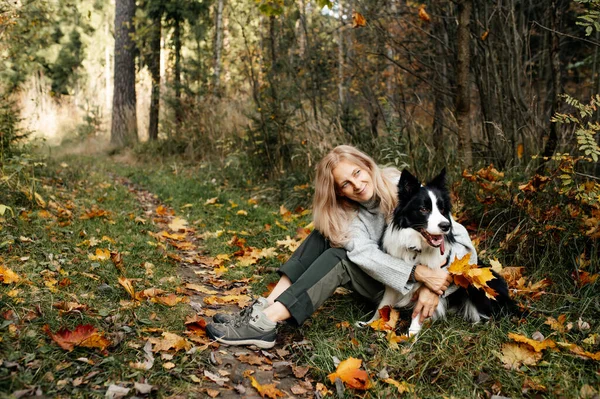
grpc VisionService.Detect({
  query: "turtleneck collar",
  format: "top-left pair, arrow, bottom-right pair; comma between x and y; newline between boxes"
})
359,195 -> 380,213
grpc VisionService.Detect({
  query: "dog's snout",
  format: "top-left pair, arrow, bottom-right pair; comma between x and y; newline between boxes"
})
439,221 -> 451,232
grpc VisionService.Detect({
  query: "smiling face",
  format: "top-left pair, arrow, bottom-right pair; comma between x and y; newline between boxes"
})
332,160 -> 374,203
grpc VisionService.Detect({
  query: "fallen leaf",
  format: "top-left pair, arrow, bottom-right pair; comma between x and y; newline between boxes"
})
43,324 -> 110,352
118,276 -> 136,300
501,343 -> 542,369
508,333 -> 556,352
384,378 -> 413,394
352,10 -> 366,28
249,376 -> 285,398
168,217 -> 188,232
0,265 -> 21,284
327,357 -> 372,390
88,248 -> 110,261
418,5 -> 430,22
149,332 -> 191,352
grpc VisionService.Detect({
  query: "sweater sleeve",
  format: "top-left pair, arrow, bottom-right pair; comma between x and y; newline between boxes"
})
448,217 -> 478,265
343,215 -> 416,295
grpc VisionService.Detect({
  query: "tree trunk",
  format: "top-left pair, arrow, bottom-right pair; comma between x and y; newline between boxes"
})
148,15 -> 161,141
213,0 -> 224,96
540,0 -> 564,163
455,0 -> 473,167
173,18 -> 183,130
111,0 -> 138,147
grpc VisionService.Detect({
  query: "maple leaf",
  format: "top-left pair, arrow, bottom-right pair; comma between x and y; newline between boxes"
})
0,265 -> 21,284
203,294 -> 252,308
328,357 -> 372,390
545,315 -> 567,333
88,248 -> 110,261
508,333 -> 556,352
168,216 -> 188,232
156,205 -> 174,216
276,236 -> 301,252
237,353 -> 266,366
448,254 -> 498,299
151,293 -> 189,307
501,343 -> 542,370
43,324 -> 110,352
352,10 -> 366,28
368,306 -> 399,331
386,331 -> 410,349
53,301 -> 90,315
249,376 -> 285,398
148,332 -> 191,352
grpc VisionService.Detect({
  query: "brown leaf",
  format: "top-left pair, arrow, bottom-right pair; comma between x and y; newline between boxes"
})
118,276 -> 136,300
501,343 -> 542,369
237,354 -> 266,366
418,5 -> 430,22
110,251 -> 125,275
148,332 -> 191,352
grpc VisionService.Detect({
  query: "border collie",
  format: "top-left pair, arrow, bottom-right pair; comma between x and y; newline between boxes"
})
365,168 -> 513,336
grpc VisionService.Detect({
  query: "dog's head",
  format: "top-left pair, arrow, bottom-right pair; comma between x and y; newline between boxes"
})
393,168 -> 453,254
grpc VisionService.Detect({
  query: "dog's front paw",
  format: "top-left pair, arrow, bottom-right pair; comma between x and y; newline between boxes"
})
355,321 -> 370,329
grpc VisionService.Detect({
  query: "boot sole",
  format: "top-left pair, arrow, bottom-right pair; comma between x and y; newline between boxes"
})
214,336 -> 276,349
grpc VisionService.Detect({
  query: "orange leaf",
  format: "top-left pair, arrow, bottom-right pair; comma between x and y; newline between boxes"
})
481,30 -> 489,41
249,376 -> 285,398
43,324 -> 110,352
327,357 -> 372,390
565,343 -> 600,360
418,5 -> 430,22
151,293 -> 188,307
508,333 -> 556,352
545,315 -> 567,333
352,11 -> 366,28
448,254 -> 498,298
156,205 -> 174,216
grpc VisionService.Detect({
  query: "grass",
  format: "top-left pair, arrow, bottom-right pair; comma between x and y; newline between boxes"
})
1,151 -> 599,398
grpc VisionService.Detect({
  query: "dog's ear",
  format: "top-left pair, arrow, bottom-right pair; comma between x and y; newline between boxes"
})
398,170 -> 420,202
427,167 -> 447,190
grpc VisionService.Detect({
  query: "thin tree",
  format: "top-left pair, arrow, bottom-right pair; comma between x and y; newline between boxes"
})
455,0 -> 472,167
111,0 -> 138,147
213,0 -> 224,96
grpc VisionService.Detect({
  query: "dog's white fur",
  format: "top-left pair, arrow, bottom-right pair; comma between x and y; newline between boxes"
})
363,191 -> 480,336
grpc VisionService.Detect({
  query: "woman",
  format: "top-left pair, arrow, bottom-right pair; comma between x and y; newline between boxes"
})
206,145 -> 453,349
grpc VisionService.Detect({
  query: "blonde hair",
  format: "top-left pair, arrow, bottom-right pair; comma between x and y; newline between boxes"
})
313,145 -> 399,247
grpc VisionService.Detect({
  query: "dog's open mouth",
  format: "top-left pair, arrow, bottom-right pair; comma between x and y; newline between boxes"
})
419,230 -> 445,255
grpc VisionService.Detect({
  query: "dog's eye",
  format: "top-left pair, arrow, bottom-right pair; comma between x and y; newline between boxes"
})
420,207 -> 428,214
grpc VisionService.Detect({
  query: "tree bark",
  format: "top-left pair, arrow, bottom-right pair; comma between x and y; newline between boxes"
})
173,18 -> 183,129
111,0 -> 138,148
213,0 -> 224,96
455,0 -> 473,167
148,15 -> 161,141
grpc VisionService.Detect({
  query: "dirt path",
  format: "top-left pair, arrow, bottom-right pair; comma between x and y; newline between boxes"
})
115,176 -> 317,398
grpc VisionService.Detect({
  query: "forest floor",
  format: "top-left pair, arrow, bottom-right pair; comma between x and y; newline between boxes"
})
0,150 -> 599,398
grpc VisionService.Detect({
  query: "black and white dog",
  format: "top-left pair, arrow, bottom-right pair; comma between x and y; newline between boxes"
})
366,168 -> 513,336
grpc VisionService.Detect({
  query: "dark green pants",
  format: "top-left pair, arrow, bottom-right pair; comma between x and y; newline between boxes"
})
276,230 -> 384,325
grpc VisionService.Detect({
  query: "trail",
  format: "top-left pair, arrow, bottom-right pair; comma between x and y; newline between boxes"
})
114,175 -> 315,398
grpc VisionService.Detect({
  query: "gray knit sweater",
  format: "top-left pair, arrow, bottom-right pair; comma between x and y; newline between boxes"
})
343,197 -> 476,295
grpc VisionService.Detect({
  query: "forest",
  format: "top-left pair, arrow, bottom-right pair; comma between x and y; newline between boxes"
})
0,0 -> 599,398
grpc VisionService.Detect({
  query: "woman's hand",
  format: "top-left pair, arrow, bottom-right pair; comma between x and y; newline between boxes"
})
413,264 -> 453,295
412,286 -> 440,323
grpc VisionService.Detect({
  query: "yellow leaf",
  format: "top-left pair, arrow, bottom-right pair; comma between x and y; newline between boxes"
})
237,210 -> 248,216
163,362 -> 176,369
327,357 -> 372,390
0,265 -> 21,284
88,248 -> 110,261
118,276 -> 136,300
508,333 -> 557,352
249,376 -> 285,398
490,258 -> 503,273
517,143 -> 524,159
148,332 -> 191,352
384,378 -> 413,394
168,217 -> 188,232
204,197 -> 218,205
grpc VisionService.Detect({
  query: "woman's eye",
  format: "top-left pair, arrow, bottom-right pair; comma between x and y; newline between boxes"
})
342,182 -> 348,188
355,170 -> 361,176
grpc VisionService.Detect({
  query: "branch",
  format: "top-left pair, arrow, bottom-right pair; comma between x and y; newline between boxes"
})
532,21 -> 600,47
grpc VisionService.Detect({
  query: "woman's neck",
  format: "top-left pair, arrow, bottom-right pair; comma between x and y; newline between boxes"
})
359,195 -> 380,211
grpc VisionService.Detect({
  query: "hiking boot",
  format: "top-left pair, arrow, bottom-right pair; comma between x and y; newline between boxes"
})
206,306 -> 277,349
212,297 -> 269,324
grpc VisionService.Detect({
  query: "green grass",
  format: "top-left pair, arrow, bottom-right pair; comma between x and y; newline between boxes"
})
1,152 -> 599,398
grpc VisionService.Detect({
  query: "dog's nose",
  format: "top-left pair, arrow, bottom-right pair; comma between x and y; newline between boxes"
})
439,221 -> 451,232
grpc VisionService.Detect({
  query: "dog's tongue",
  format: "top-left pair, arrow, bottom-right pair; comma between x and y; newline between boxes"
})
440,239 -> 445,256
